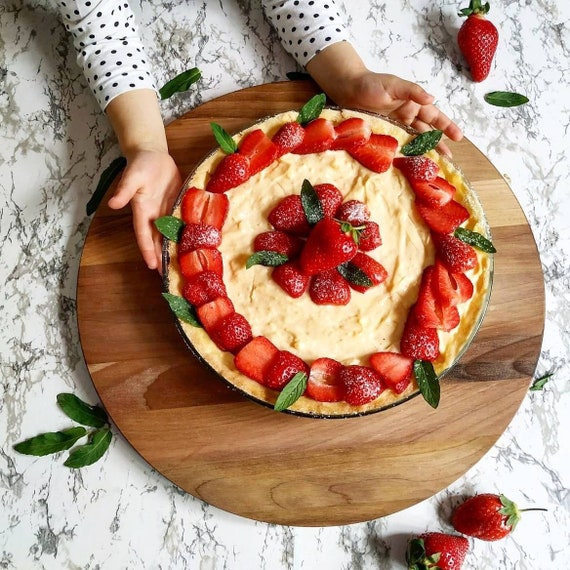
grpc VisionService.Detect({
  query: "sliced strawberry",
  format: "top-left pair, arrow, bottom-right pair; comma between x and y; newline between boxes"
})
306,357 -> 344,402
433,233 -> 478,272
400,318 -> 440,362
196,296 -> 234,332
272,121 -> 305,155
182,270 -> 227,307
345,251 -> 388,293
309,268 -> 351,305
393,156 -> 440,183
238,129 -> 279,176
411,176 -> 456,207
292,118 -> 337,154
339,365 -> 384,405
300,218 -> 358,276
412,266 -> 441,328
347,133 -> 398,173
253,230 -> 303,258
358,221 -> 382,251
271,261 -> 310,298
179,248 -> 223,280
438,302 -> 460,332
180,186 -> 229,229
265,350 -> 310,390
209,312 -> 252,353
432,259 -> 462,307
330,117 -> 371,150
234,336 -> 279,383
267,194 -> 311,236
369,352 -> 413,394
335,199 -> 370,225
313,183 -> 343,218
206,152 -> 250,193
178,223 -> 222,255
415,199 -> 470,235
453,271 -> 474,302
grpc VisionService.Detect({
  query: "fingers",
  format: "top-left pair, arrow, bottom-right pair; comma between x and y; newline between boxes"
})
108,170 -> 140,210
416,105 -> 463,142
132,202 -> 160,270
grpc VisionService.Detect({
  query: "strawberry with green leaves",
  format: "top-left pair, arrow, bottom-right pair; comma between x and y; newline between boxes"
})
406,532 -> 469,570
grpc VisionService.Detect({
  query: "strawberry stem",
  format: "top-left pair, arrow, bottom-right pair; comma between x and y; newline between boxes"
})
459,0 -> 490,17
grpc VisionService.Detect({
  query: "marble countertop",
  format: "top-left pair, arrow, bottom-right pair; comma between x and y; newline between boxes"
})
1,1 -> 569,568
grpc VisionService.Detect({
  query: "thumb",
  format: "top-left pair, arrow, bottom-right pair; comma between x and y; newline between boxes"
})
108,169 -> 140,210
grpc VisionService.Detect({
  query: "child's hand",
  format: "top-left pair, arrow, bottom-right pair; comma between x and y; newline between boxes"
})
107,149 -> 182,271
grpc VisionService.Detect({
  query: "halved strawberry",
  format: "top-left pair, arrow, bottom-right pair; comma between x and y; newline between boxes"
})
339,365 -> 384,405
234,336 -> 279,383
313,183 -> 343,218
267,194 -> 311,236
253,230 -> 303,258
196,296 -> 234,332
335,199 -> 370,225
433,233 -> 478,272
265,350 -> 310,390
345,252 -> 388,293
293,118 -> 337,154
238,129 -> 279,176
393,156 -> 440,183
272,121 -> 305,155
209,312 -> 252,353
179,248 -> 223,280
178,223 -> 222,254
415,199 -> 470,235
347,133 -> 398,173
182,270 -> 227,307
330,117 -> 371,150
400,318 -> 440,362
271,261 -> 310,298
412,266 -> 441,328
358,221 -> 382,251
309,268 -> 351,305
306,357 -> 344,402
369,352 -> 413,394
180,187 -> 229,229
411,176 -> 456,207
453,271 -> 474,302
206,152 -> 250,193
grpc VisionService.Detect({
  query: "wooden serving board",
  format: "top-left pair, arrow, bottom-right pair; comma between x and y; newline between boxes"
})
77,82 -> 545,526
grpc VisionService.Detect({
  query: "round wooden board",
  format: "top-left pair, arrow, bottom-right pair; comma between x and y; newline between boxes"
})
77,81 -> 545,526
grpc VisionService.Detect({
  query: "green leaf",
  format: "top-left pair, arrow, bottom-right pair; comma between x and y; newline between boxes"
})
337,262 -> 373,288
245,251 -> 288,269
57,393 -> 108,428
484,91 -> 529,108
530,372 -> 553,391
154,215 -> 185,242
162,293 -> 202,327
454,227 -> 497,253
13,427 -> 87,456
414,360 -> 440,408
401,130 -> 443,156
159,67 -> 201,100
300,179 -> 324,225
286,71 -> 311,81
211,123 -> 238,154
86,157 -> 127,215
64,428 -> 112,468
274,372 -> 308,412
297,93 -> 326,125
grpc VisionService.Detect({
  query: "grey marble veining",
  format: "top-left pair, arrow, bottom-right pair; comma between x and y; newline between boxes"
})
1,1 -> 569,568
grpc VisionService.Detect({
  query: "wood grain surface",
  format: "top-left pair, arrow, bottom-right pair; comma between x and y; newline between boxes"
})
77,81 -> 545,526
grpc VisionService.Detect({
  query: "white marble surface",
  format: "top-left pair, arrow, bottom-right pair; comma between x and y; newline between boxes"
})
1,1 -> 569,568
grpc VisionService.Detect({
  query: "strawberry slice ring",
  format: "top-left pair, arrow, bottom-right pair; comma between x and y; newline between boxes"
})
161,104 -> 494,418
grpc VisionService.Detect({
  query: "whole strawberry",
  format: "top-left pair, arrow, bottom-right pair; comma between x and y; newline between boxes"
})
452,493 -> 546,541
457,0 -> 499,82
406,532 -> 469,570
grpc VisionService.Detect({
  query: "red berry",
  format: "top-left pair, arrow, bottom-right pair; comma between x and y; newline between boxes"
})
330,117 -> 371,150
196,296 -> 234,332
238,129 -> 279,176
335,199 -> 370,225
411,176 -> 456,207
433,233 -> 478,273
406,532 -> 469,570
400,318 -> 440,362
345,251 -> 388,293
313,183 -> 343,218
206,152 -> 251,193
253,230 -> 303,258
309,269 -> 351,305
209,312 -> 253,353
265,350 -> 310,390
272,121 -> 305,155
369,352 -> 413,394
415,199 -> 470,235
234,336 -> 279,383
293,118 -> 337,154
182,270 -> 227,307
180,186 -> 229,229
178,222 -> 222,254
271,261 -> 310,298
339,365 -> 383,405
268,194 -> 311,236
347,133 -> 398,173
306,357 -> 344,402
393,156 -> 440,183
358,221 -> 382,251
179,248 -> 223,280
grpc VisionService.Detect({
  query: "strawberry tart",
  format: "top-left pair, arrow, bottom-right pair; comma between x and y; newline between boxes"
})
161,95 -> 494,417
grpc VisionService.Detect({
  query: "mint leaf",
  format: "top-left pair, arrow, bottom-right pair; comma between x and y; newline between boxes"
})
484,91 -> 529,108
297,93 -> 326,125
401,130 -> 443,156
154,215 -> 184,242
162,293 -> 201,327
13,427 -> 87,456
337,262 -> 373,288
530,372 -> 553,392
211,123 -> 238,154
274,372 -> 308,412
64,428 -> 112,468
414,360 -> 440,408
245,251 -> 288,269
86,156 -> 126,215
300,179 -> 324,225
286,71 -> 311,81
454,227 -> 497,253
159,67 -> 201,100
57,394 -> 108,428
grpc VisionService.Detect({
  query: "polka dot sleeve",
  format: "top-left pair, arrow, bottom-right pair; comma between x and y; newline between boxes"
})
55,0 -> 157,110
261,0 -> 350,67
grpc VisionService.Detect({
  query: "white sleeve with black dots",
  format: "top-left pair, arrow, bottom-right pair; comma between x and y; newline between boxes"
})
261,0 -> 350,67
55,0 -> 157,110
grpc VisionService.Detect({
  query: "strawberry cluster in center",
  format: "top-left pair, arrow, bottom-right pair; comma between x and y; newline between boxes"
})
248,180 -> 387,305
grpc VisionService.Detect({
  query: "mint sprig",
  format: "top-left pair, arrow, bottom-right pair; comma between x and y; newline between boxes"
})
64,428 -> 113,468
211,123 -> 238,154
337,262 -> 373,288
297,93 -> 326,125
13,427 -> 88,456
246,251 -> 288,269
300,179 -> 324,225
159,67 -> 201,100
530,372 -> 553,392
57,393 -> 108,428
154,215 -> 185,242
484,91 -> 529,108
414,360 -> 440,408
86,156 -> 127,216
162,293 -> 202,327
454,227 -> 496,253
401,130 -> 443,156
274,372 -> 308,412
